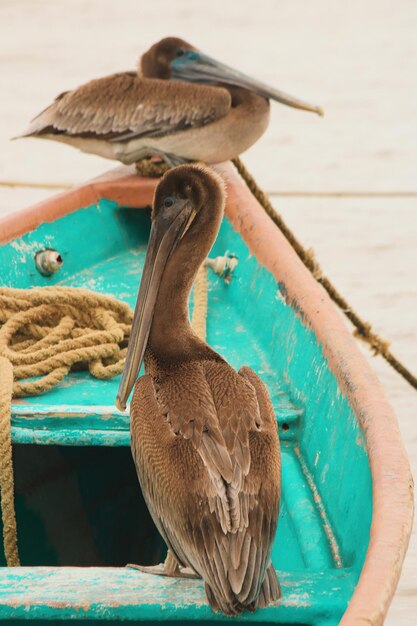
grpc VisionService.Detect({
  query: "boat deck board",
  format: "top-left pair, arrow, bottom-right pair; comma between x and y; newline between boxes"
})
0,566 -> 354,624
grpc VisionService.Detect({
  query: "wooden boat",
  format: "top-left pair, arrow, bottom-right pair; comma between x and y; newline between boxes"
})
0,163 -> 413,625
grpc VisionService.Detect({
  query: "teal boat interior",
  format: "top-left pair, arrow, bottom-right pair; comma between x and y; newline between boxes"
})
0,197 -> 372,624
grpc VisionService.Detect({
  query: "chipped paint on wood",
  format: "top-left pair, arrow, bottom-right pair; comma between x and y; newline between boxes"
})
0,566 -> 355,622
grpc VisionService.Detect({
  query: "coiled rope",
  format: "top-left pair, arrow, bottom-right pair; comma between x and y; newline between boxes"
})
0,287 -> 133,565
0,276 -> 209,566
232,157 -> 417,392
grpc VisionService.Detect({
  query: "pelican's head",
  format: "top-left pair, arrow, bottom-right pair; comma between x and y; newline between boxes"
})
141,37 -> 323,116
140,37 -> 196,80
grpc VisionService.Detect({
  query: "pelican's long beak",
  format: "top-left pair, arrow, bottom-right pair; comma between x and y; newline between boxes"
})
171,51 -> 323,116
116,200 -> 195,411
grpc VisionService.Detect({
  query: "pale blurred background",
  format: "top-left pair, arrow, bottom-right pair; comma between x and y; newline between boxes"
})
0,1 -> 416,622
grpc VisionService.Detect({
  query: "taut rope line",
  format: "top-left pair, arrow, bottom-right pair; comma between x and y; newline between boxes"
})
232,157 -> 417,392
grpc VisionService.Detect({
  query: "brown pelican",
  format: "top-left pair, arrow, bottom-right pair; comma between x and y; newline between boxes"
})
20,37 -> 322,166
116,164 -> 281,614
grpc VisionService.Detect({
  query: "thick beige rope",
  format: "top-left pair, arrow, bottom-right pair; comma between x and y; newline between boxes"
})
191,264 -> 208,342
0,286 -> 133,566
0,356 -> 19,566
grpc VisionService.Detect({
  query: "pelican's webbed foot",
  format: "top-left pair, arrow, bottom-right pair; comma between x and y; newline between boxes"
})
126,549 -> 200,579
134,149 -> 191,178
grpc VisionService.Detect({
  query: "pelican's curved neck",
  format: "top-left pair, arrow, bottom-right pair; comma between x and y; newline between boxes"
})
146,192 -> 223,363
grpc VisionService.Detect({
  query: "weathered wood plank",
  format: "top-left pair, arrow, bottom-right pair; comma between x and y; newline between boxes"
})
0,567 -> 355,622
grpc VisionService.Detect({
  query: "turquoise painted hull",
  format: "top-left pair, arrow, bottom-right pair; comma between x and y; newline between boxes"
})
0,196 -> 372,624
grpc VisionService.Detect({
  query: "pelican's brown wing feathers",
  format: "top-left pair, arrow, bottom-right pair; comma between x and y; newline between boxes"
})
130,360 -> 281,614
22,73 -> 231,141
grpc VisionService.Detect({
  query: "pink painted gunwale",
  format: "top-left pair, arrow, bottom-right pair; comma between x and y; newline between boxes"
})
0,162 -> 413,625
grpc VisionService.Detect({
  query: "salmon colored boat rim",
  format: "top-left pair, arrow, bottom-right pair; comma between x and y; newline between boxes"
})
0,162 -> 413,626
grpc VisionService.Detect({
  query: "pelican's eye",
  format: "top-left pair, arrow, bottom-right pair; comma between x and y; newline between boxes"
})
175,48 -> 185,58
163,196 -> 175,208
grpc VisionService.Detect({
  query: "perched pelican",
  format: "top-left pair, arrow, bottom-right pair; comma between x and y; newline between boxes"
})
20,37 -> 322,166
116,164 -> 281,615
